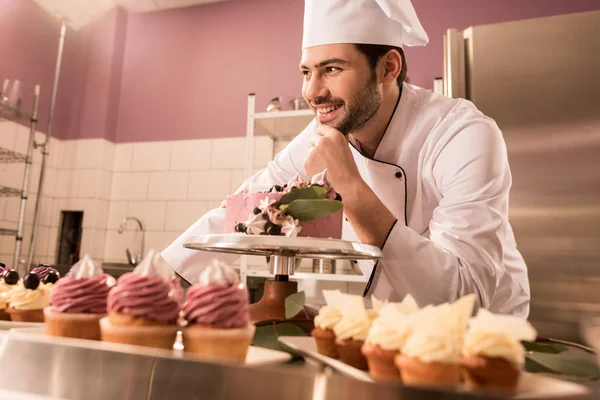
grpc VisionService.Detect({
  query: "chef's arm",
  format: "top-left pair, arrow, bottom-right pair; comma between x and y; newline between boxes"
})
160,122 -> 316,282
371,121 -> 513,312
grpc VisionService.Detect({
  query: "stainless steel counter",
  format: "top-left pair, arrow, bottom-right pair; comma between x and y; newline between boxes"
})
0,331 -> 596,400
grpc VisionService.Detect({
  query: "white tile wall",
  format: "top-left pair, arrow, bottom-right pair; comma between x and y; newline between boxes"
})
111,172 -> 149,200
148,171 -> 188,200
170,139 -> 211,171
165,201 -> 209,231
126,201 -> 166,231
131,141 -> 172,172
113,143 -> 133,171
210,137 -> 246,169
188,170 -> 231,200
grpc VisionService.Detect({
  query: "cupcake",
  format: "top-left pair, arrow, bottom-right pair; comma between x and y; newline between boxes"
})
45,254 -> 115,340
461,309 -> 536,395
311,290 -> 343,358
395,294 -> 476,388
182,259 -> 254,364
333,294 -> 371,370
5,272 -> 52,322
361,295 -> 419,381
100,250 -> 181,349
0,268 -> 19,320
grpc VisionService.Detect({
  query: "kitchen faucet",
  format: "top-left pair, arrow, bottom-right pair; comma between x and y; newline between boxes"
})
117,217 -> 145,266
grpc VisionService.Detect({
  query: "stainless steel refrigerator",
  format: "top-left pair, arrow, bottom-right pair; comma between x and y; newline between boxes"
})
442,10 -> 600,341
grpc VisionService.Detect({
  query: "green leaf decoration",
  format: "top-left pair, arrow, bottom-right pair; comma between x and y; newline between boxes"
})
285,291 -> 306,319
252,321 -> 308,353
523,341 -> 569,354
279,186 -> 327,205
525,352 -> 600,378
285,199 -> 343,221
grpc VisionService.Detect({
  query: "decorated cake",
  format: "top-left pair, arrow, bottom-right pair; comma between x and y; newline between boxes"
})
224,170 -> 343,238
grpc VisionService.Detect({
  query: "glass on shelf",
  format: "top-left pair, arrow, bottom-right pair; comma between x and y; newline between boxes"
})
7,79 -> 22,111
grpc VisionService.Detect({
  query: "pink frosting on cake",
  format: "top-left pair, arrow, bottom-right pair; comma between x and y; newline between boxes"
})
183,283 -> 249,328
107,273 -> 181,323
224,192 -> 343,238
50,275 -> 112,314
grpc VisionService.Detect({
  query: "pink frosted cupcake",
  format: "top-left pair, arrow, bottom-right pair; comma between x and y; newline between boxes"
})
45,254 -> 114,340
100,250 -> 182,350
182,260 -> 255,363
31,264 -> 61,283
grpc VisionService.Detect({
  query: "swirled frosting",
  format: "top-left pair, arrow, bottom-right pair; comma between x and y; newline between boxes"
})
32,265 -> 60,280
332,293 -> 371,341
314,305 -> 342,330
462,309 -> 536,366
50,275 -> 113,314
366,309 -> 411,351
6,281 -> 52,310
183,259 -> 249,328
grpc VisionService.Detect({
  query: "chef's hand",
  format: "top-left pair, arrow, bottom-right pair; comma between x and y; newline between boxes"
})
303,125 -> 362,195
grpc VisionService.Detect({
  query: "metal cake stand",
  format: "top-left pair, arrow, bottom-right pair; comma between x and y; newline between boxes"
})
184,234 -> 383,323
183,234 -> 383,276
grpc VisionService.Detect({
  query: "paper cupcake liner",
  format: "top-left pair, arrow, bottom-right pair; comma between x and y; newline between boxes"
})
6,307 -> 44,323
44,307 -> 105,341
361,342 -> 401,381
0,308 -> 10,321
335,337 -> 368,370
395,354 -> 461,388
99,317 -> 178,350
182,324 -> 256,364
460,355 -> 520,395
311,327 -> 338,358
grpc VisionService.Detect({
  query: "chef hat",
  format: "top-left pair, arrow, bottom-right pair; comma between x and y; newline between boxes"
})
302,0 -> 429,49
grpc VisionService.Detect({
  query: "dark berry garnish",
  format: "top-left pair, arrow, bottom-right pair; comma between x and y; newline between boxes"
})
23,273 -> 40,290
235,223 -> 247,233
253,207 -> 261,215
0,262 -> 5,269
273,185 -> 283,192
335,193 -> 342,201
4,270 -> 19,285
43,272 -> 59,284
267,224 -> 282,235
282,184 -> 287,189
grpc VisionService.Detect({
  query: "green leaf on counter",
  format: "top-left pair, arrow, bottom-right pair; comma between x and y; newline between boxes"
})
525,352 -> 600,378
279,186 -> 327,205
285,291 -> 306,319
252,321 -> 308,353
523,341 -> 569,354
285,199 -> 342,221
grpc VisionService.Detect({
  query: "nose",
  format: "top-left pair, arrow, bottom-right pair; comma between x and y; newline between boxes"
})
303,74 -> 328,104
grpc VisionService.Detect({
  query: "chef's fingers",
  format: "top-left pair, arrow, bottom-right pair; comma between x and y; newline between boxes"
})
310,135 -> 321,147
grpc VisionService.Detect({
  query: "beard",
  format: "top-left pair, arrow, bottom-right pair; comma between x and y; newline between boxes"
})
314,73 -> 381,135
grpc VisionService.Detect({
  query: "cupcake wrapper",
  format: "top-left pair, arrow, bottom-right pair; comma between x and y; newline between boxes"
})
460,355 -> 520,395
6,307 -> 44,323
182,324 -> 255,364
335,337 -> 368,370
99,317 -> 178,350
395,354 -> 461,388
44,307 -> 104,341
0,308 -> 10,321
311,328 -> 338,358
361,342 -> 401,381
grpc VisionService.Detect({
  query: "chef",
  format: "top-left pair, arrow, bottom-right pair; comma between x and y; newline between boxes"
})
162,0 -> 530,317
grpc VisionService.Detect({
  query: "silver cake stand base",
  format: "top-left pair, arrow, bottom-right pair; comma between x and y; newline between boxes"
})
184,234 -> 383,323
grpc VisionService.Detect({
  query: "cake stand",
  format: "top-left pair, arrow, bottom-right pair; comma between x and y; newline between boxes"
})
184,234 -> 382,323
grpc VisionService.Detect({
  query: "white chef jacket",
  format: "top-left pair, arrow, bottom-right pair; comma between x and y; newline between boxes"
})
162,83 -> 530,317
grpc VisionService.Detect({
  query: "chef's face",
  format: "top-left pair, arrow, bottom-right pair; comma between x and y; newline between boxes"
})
300,44 -> 381,135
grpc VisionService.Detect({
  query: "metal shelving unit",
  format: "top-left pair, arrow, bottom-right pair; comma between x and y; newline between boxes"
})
0,86 -> 41,273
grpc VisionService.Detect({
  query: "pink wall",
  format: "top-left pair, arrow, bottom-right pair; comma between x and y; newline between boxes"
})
115,0 -> 600,143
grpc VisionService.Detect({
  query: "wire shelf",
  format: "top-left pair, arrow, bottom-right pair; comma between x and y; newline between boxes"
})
0,228 -> 16,236
0,185 -> 21,197
0,102 -> 32,122
0,147 -> 26,164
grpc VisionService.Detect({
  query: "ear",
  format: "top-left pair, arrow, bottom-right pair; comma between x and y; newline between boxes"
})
378,49 -> 402,86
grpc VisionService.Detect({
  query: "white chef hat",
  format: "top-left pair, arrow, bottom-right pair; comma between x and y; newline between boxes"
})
302,0 -> 429,49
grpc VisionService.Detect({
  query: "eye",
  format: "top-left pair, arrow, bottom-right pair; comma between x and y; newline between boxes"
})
325,66 -> 341,73
301,70 -> 311,78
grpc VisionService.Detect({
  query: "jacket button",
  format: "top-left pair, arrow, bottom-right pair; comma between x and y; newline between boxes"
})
395,171 -> 402,179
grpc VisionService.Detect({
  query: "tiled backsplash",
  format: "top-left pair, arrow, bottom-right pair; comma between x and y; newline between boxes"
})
0,120 -> 364,303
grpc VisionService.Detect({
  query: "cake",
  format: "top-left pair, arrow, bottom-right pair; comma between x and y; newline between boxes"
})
461,309 -> 537,395
5,272 -> 52,322
395,294 -> 476,388
224,170 -> 343,238
333,294 -> 371,370
361,295 -> 419,381
100,250 -> 181,349
45,254 -> 115,340
311,290 -> 343,358
181,259 -> 254,364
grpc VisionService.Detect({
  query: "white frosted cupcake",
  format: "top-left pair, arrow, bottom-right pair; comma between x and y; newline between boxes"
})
311,290 -> 343,358
461,309 -> 537,394
395,294 -> 476,388
333,294 -> 371,370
